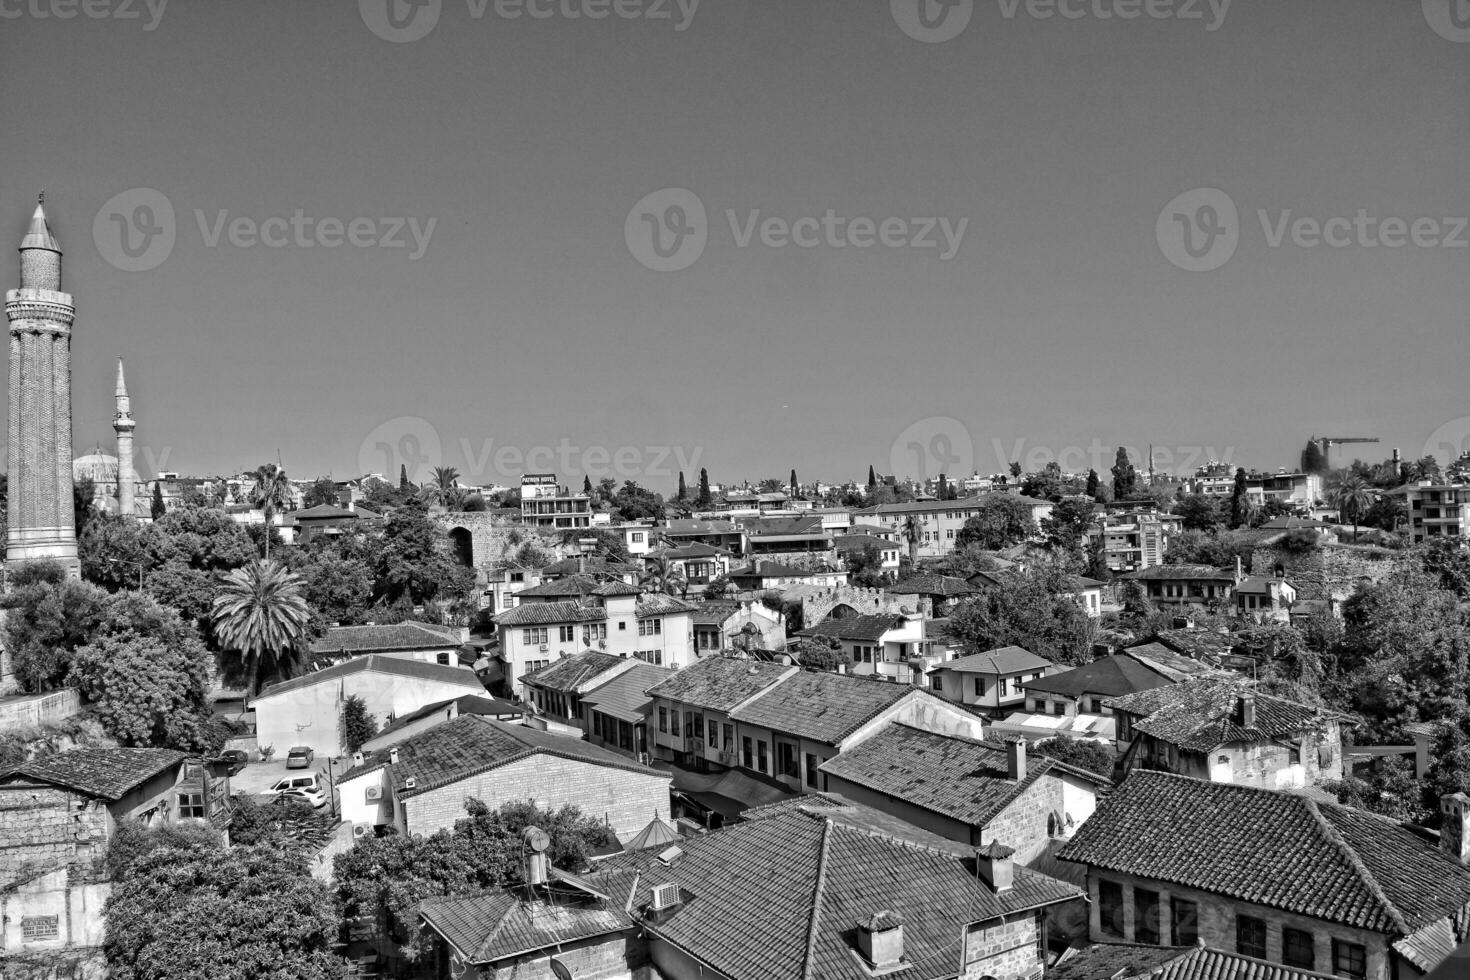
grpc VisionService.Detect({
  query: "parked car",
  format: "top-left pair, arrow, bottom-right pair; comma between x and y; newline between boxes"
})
276,785 -> 328,809
265,772 -> 323,798
213,749 -> 248,776
285,746 -> 315,770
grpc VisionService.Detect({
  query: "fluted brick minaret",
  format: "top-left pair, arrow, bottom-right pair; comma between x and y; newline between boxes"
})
114,358 -> 135,519
6,198 -> 79,575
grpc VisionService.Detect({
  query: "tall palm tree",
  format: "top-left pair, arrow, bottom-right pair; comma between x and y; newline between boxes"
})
1327,474 -> 1373,543
420,466 -> 463,510
212,559 -> 312,697
899,514 -> 925,567
250,463 -> 292,560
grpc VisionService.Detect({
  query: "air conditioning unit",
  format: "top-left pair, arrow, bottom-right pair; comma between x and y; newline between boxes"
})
637,752 -> 651,766
598,639 -> 607,650
352,823 -> 372,839
539,643 -> 549,652
649,881 -> 681,911
365,786 -> 382,801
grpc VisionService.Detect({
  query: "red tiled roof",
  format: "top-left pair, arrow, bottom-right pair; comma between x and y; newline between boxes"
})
1058,771 -> 1470,935
493,601 -> 608,627
309,621 -> 460,655
1107,677 -> 1347,752
935,645 -> 1051,675
252,655 -> 483,703
729,670 -> 916,745
1050,943 -> 1339,980
0,748 -> 187,802
798,614 -> 910,643
887,573 -> 980,597
521,651 -> 627,692
645,656 -> 794,712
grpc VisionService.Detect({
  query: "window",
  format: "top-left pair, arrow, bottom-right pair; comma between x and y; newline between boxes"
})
639,618 -> 662,636
779,742 -> 798,779
742,736 -> 753,768
1236,915 -> 1267,959
510,572 -> 525,583
178,792 -> 205,820
436,652 -> 451,665
723,723 -> 734,748
1052,700 -> 1065,716
559,625 -> 576,643
805,753 -> 819,788
998,677 -> 1010,697
632,532 -> 644,542
1332,941 -> 1366,980
974,677 -> 986,697
1134,888 -> 1160,944
932,675 -> 943,692
757,740 -> 769,773
21,915 -> 59,943
658,707 -> 668,733
1170,898 -> 1198,946
690,713 -> 704,740
671,711 -> 681,736
1098,880 -> 1125,937
1282,928 -> 1315,970
521,627 -> 548,645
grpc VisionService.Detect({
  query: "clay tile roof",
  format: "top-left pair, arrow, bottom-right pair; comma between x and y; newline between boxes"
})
1124,565 -> 1238,581
731,561 -> 820,578
521,651 -> 627,692
690,601 -> 741,626
886,574 -> 981,597
291,504 -> 359,521
729,671 -> 916,745
348,715 -> 666,795
514,576 -> 602,599
581,664 -> 673,724
1106,677 -> 1346,752
819,723 -> 1107,826
646,657 -> 795,712
592,581 -> 643,597
634,594 -> 699,617
493,601 -> 608,627
1021,655 -> 1178,700
935,645 -> 1052,675
594,806 -> 1081,980
798,614 -> 909,643
0,748 -> 187,802
372,695 -> 522,740
309,621 -> 459,655
252,655 -> 483,703
1049,944 -> 1340,980
1058,771 -> 1470,935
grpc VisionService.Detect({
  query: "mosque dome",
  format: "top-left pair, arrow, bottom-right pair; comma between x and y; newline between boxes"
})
73,452 -> 119,484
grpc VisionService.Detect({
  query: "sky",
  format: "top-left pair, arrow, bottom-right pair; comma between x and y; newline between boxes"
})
1,0 -> 1467,494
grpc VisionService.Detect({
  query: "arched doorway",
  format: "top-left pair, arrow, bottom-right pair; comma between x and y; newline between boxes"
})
448,527 -> 474,568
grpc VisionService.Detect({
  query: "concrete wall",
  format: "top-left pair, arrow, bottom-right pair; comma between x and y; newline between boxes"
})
338,767 -> 392,828
252,670 -> 485,759
0,868 -> 110,954
649,936 -> 732,980
1086,869 -> 1391,980
0,690 -> 81,730
401,754 -> 671,841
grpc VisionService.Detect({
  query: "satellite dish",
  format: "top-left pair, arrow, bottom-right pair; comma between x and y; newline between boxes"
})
523,826 -> 551,852
549,958 -> 573,980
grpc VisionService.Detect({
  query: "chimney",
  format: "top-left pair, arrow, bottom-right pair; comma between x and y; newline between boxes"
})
1234,555 -> 1243,582
389,748 -> 400,765
975,842 -> 1016,893
856,911 -> 905,969
1441,793 -> 1470,863
1005,736 -> 1027,781
1236,694 -> 1257,729
352,751 -> 364,768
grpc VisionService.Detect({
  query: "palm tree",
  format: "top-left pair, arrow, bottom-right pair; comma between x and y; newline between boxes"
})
420,466 -> 463,510
899,514 -> 925,567
1327,474 -> 1373,543
211,559 -> 312,697
249,463 -> 292,560
640,555 -> 678,595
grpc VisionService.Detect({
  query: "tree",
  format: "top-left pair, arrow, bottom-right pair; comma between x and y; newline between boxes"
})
611,481 -> 665,522
695,468 -> 712,508
420,466 -> 464,511
945,559 -> 1096,665
898,514 -> 925,567
71,619 -> 215,752
1110,449 -> 1138,501
226,794 -> 320,848
78,511 -> 167,591
1021,462 -> 1065,502
676,472 -> 687,501
703,576 -> 731,600
1176,493 -> 1224,532
1165,528 -> 1255,571
296,548 -> 374,625
105,843 -> 349,980
796,636 -> 850,672
1009,461 -> 1022,480
0,560 -> 108,692
302,477 -> 340,509
106,819 -> 222,880
342,694 -> 378,753
1085,468 -> 1100,500
1361,493 -> 1407,534
1327,474 -> 1373,543
399,463 -> 410,491
368,502 -> 475,609
150,482 -> 166,520
844,541 -> 890,589
1229,468 -> 1249,529
955,495 -> 1038,551
212,559 -> 312,696
74,477 -> 98,543
1420,538 -> 1470,599
249,463 -> 292,561
1301,439 -> 1327,475
1033,738 -> 1114,778
1041,498 -> 1095,553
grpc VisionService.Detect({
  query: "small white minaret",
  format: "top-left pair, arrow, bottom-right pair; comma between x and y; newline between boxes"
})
114,358 -> 136,519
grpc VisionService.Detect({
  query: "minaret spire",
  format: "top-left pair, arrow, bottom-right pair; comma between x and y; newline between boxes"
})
115,357 -> 136,520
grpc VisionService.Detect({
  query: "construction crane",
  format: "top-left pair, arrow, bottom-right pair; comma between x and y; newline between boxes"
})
1312,436 -> 1379,470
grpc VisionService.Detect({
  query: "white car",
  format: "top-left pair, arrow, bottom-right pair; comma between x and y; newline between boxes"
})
264,773 -> 327,808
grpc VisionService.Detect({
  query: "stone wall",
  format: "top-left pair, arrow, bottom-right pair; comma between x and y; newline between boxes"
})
983,775 -> 1065,865
0,690 -> 81,732
1249,542 -> 1397,602
402,754 -> 671,842
800,585 -> 924,628
0,788 -> 106,887
474,932 -> 648,980
962,912 -> 1042,980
